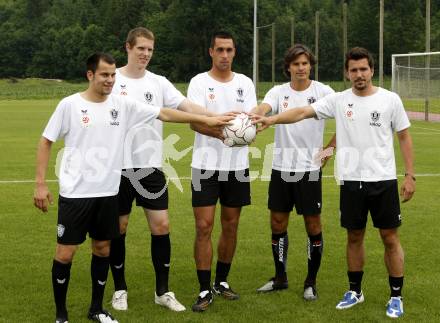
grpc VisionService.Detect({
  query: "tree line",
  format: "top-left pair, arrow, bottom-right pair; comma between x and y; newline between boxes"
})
0,0 -> 439,82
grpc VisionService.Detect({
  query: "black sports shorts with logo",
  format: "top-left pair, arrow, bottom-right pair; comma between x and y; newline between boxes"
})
57,195 -> 120,244
340,179 -> 401,229
191,168 -> 251,208
118,168 -> 168,215
268,169 -> 322,215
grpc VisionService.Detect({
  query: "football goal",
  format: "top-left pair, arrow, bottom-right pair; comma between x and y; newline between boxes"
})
391,52 -> 440,121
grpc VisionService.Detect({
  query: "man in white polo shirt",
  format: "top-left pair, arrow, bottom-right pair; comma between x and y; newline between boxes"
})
253,44 -> 335,300
253,47 -> 415,319
109,27 -> 219,313
188,31 -> 257,312
33,52 -> 231,323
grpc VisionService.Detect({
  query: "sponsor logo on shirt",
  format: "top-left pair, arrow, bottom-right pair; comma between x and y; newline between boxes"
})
370,110 -> 381,127
144,91 -> 153,103
120,84 -> 127,96
282,96 -> 289,110
110,108 -> 120,126
208,87 -> 215,101
307,96 -> 316,104
236,87 -> 244,103
345,103 -> 354,121
81,109 -> 90,127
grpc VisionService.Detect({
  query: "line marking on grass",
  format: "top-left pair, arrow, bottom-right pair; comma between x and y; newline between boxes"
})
411,126 -> 440,132
411,132 -> 440,135
2,173 -> 440,184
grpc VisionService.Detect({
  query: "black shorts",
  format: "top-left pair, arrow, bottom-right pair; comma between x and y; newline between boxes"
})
118,168 -> 168,215
340,180 -> 401,229
191,168 -> 251,208
268,169 -> 322,215
57,195 -> 120,245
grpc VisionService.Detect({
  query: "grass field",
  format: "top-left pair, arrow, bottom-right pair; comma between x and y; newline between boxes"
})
1,77 -> 439,115
0,95 -> 439,322
0,78 -> 372,100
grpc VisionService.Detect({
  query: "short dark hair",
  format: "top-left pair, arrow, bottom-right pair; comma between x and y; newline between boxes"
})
86,52 -> 115,73
126,27 -> 155,47
283,44 -> 316,77
345,47 -> 374,70
210,31 -> 235,48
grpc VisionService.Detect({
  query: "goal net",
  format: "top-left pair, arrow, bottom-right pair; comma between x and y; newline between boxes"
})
391,52 -> 440,121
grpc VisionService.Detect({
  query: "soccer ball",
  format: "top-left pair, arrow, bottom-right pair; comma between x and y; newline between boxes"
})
222,113 -> 256,147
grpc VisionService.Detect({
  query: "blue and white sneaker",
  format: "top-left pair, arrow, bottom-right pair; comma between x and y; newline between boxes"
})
335,290 -> 364,309
386,297 -> 403,318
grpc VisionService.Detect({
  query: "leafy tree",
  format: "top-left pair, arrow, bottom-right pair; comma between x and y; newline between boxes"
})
0,0 -> 436,80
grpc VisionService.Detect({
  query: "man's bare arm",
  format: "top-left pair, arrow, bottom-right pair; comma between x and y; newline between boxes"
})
397,128 -> 415,202
252,105 -> 316,131
250,103 -> 272,116
178,98 -> 215,117
158,108 -> 232,127
34,137 -> 54,212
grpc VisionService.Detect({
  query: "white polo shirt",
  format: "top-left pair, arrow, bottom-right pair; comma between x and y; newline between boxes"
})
263,81 -> 334,172
311,87 -> 410,181
188,72 -> 257,171
43,93 -> 160,198
113,69 -> 185,169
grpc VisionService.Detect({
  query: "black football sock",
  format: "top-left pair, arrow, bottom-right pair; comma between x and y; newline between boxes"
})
348,271 -> 364,294
271,232 -> 288,281
389,276 -> 404,297
214,261 -> 231,285
89,254 -> 110,313
110,233 -> 127,291
52,260 -> 71,320
151,234 -> 171,296
197,270 -> 211,292
305,232 -> 323,285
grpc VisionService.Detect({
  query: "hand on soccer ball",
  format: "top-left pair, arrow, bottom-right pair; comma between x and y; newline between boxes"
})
249,113 -> 275,132
222,113 -> 256,147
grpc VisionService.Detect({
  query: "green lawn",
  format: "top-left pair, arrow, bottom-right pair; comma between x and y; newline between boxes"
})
0,99 -> 439,322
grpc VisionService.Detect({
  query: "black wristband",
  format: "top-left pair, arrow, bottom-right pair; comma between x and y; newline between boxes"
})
404,173 -> 416,181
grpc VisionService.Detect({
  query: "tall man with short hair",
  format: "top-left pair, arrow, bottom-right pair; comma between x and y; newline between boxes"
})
253,44 -> 335,300
253,47 -> 415,318
188,31 -> 257,312
109,27 -> 220,312
34,52 -> 231,323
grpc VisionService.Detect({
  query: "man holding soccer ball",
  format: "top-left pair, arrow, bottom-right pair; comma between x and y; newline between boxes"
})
253,47 -> 415,318
252,44 -> 335,300
33,52 -> 232,323
108,27 -> 222,313
187,31 -> 257,312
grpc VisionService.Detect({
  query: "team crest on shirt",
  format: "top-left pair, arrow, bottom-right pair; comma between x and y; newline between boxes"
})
119,84 -> 127,96
80,109 -> 90,127
57,224 -> 65,238
236,87 -> 244,103
110,108 -> 120,126
208,87 -> 215,101
307,96 -> 316,104
370,110 -> 381,127
345,103 -> 355,121
144,91 -> 153,103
